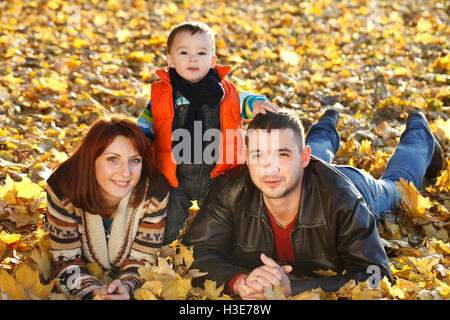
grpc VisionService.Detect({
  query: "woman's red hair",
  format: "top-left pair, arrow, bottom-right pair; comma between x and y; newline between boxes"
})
47,116 -> 167,218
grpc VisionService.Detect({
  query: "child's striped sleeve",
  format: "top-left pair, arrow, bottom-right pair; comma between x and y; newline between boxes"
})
238,91 -> 268,119
136,100 -> 155,141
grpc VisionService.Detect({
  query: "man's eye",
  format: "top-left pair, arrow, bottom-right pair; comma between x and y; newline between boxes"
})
280,153 -> 290,157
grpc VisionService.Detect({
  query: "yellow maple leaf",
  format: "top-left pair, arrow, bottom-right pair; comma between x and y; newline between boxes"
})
15,264 -> 54,300
0,270 -> 27,300
433,53 -> 450,71
15,177 -> 44,201
313,268 -> 338,277
417,18 -> 432,32
134,288 -> 158,300
0,231 -> 21,246
358,139 -> 372,156
414,33 -> 434,45
393,66 -> 409,77
0,175 -> 16,204
178,244 -> 194,270
115,29 -> 132,43
389,278 -> 417,299
396,178 -> 432,219
429,239 -> 450,255
86,262 -> 105,280
72,37 -> 89,48
189,279 -> 231,300
290,289 -> 321,300
161,277 -> 191,300
280,49 -> 300,66
51,148 -> 68,164
142,280 -> 163,296
30,238 -> 52,281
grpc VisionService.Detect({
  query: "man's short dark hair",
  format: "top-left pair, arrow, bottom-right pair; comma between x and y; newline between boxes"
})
245,111 -> 305,151
167,21 -> 215,55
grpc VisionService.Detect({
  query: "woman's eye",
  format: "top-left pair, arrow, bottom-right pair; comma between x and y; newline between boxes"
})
131,158 -> 142,164
107,157 -> 118,162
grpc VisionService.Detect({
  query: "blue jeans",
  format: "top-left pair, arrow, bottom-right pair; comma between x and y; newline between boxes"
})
305,112 -> 435,220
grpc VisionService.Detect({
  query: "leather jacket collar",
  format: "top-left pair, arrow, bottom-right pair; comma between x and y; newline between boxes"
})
242,156 -> 328,228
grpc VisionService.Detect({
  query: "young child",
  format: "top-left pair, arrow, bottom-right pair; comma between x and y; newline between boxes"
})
137,21 -> 278,244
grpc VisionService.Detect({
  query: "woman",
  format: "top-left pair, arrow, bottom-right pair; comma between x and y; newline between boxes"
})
46,116 -> 169,300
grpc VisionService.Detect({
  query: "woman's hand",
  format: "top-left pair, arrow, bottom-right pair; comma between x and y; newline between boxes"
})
92,279 -> 131,300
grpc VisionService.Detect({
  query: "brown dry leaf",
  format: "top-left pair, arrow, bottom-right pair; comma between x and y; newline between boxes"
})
0,239 -> 6,259
422,224 -> 449,242
336,279 -> 356,299
9,205 -> 40,228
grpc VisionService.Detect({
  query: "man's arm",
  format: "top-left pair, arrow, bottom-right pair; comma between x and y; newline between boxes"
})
182,179 -> 249,287
290,198 -> 392,295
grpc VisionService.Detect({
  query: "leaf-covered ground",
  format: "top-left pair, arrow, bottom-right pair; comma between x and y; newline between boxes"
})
0,0 -> 449,300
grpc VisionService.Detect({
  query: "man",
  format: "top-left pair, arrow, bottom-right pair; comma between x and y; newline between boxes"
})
183,109 -> 442,299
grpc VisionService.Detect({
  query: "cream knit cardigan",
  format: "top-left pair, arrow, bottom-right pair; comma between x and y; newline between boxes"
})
46,183 -> 169,299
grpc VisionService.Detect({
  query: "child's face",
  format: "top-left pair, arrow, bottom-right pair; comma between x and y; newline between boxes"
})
167,30 -> 217,83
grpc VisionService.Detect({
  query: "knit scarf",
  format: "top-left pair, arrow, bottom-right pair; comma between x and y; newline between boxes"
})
169,67 -> 224,133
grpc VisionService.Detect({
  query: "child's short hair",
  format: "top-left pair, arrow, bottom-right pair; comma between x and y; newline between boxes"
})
167,21 -> 215,55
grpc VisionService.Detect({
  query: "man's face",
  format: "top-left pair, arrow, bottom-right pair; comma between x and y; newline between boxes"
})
246,128 -> 310,200
167,30 -> 217,83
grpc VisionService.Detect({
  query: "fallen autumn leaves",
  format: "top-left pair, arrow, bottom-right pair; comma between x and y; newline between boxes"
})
0,0 -> 449,300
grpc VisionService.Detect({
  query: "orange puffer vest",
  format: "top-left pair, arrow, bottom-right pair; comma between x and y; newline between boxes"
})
150,65 -> 244,188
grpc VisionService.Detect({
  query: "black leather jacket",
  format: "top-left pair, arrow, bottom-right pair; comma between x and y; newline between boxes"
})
183,157 -> 392,295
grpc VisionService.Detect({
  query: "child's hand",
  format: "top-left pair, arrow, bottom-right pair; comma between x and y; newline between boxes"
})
252,100 -> 279,116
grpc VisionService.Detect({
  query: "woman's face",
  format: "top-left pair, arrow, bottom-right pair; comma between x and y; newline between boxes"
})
95,135 -> 143,208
